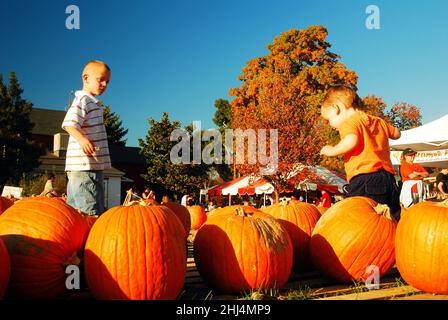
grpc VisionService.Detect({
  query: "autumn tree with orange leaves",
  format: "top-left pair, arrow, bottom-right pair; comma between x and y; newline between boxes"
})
355,96 -> 422,131
387,102 -> 422,130
229,26 -> 358,192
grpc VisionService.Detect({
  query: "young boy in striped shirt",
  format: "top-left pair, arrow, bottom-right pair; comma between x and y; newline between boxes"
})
62,60 -> 111,215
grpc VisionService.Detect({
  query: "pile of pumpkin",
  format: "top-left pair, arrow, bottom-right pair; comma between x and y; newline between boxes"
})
0,194 -> 447,300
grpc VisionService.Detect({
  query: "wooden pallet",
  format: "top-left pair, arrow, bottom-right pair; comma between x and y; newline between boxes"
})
183,243 -> 448,301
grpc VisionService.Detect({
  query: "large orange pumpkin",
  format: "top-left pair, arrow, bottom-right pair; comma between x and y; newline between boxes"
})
161,201 -> 191,236
84,204 -> 186,300
396,201 -> 448,294
0,238 -> 10,299
310,196 -> 396,283
188,205 -> 207,230
194,205 -> 293,294
0,197 -> 90,299
0,197 -> 13,216
262,201 -> 320,271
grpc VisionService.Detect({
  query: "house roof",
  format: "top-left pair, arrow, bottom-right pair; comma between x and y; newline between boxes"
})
37,154 -> 125,177
30,108 -> 67,135
30,107 -> 147,166
109,144 -> 146,165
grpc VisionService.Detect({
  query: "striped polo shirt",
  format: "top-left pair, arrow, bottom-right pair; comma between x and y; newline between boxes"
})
62,90 -> 111,171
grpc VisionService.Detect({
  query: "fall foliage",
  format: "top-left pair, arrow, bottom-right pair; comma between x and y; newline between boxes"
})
387,102 -> 422,131
228,25 -> 423,181
229,26 -> 357,190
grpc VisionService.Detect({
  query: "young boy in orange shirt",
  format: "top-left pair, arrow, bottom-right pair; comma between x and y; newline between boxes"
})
320,85 -> 402,219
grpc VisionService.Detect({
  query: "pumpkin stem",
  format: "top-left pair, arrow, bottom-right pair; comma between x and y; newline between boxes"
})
235,206 -> 253,217
124,199 -> 149,207
279,200 -> 290,206
373,204 -> 392,220
64,252 -> 81,266
438,199 -> 448,208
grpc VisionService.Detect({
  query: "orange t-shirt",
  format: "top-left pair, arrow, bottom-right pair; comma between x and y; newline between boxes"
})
400,161 -> 427,193
338,110 -> 396,182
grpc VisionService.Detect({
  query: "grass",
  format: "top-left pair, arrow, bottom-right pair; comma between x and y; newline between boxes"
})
283,285 -> 315,300
239,286 -> 280,300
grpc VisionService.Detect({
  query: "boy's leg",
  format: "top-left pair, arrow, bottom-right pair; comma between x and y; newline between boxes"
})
67,171 -> 105,215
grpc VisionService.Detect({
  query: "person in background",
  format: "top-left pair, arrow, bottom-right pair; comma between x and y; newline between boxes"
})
181,194 -> 189,206
318,190 -> 332,208
40,173 -> 59,197
207,200 -> 216,212
399,148 -> 428,207
142,187 -> 154,200
436,168 -> 448,199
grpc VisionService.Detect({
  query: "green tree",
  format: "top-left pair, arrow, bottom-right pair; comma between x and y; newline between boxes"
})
213,98 -> 233,128
103,105 -> 128,146
0,72 -> 44,187
212,98 -> 233,180
138,112 -> 210,197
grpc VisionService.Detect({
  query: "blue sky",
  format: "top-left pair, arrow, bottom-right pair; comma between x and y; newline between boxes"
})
1,0 -> 447,147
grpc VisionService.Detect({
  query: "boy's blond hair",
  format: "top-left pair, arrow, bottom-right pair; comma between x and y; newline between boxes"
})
82,60 -> 111,75
322,85 -> 362,110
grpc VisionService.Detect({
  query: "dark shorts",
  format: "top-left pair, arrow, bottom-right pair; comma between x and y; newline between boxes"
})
345,170 -> 401,220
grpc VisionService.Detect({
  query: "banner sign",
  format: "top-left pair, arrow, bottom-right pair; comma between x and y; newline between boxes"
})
1,186 -> 23,199
391,149 -> 448,165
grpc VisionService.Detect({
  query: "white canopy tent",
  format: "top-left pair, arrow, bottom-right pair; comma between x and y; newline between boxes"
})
389,114 -> 448,168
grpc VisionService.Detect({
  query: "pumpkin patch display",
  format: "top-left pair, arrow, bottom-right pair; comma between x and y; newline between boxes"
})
262,201 -> 320,271
84,204 -> 186,300
395,201 -> 448,294
193,205 -> 293,294
188,205 -> 207,230
0,197 -> 90,299
0,238 -> 10,299
310,196 -> 396,283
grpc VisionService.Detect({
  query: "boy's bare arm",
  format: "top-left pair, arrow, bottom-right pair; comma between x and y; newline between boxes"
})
391,127 -> 401,140
320,134 -> 358,157
63,126 -> 95,155
412,171 -> 429,178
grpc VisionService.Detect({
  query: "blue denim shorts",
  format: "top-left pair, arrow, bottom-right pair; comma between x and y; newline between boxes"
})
67,171 -> 104,215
